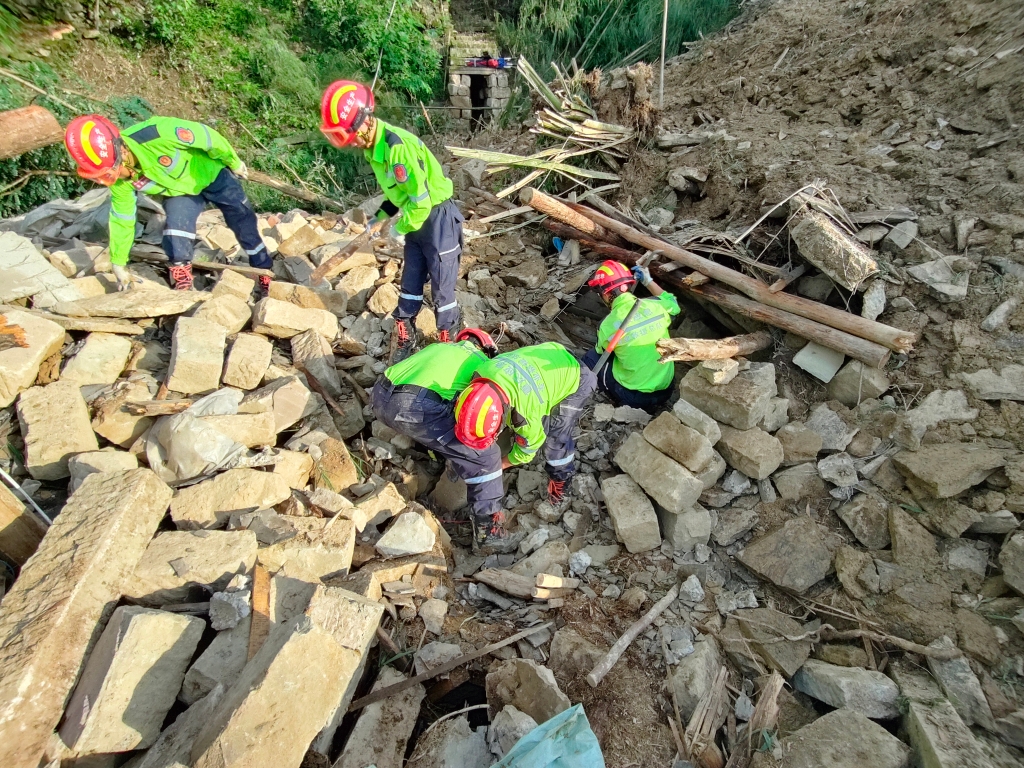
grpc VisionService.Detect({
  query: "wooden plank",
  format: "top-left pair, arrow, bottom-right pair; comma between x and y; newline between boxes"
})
0,483 -> 46,566
247,564 -> 272,660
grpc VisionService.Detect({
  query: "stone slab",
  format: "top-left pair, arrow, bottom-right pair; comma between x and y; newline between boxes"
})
170,468 -> 291,530
17,380 -> 99,480
893,443 -> 1005,498
602,474 -> 662,553
737,517 -> 832,594
291,328 -> 342,398
0,309 -> 65,407
0,481 -> 47,566
180,618 -> 251,706
132,685 -> 225,768
190,586 -> 383,768
222,333 -> 273,389
677,362 -> 776,430
0,469 -> 172,768
257,516 -> 356,581
61,331 -> 133,386
192,293 -> 251,334
717,425 -> 784,479
165,316 -> 228,395
643,411 -> 714,472
128,529 -> 258,606
0,231 -> 82,308
59,606 -> 204,754
68,449 -> 139,493
781,709 -> 910,768
251,297 -> 339,340
334,666 -> 425,768
793,659 -> 900,719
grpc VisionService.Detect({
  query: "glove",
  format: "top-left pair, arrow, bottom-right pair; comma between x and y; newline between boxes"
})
388,221 -> 405,247
631,264 -> 653,286
233,162 -> 249,180
111,264 -> 135,292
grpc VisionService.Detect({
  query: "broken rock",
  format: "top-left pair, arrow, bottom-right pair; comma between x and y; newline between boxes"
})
667,639 -> 722,721
128,529 -> 258,606
488,705 -> 538,759
737,517 -> 832,594
658,504 -> 712,553
837,494 -> 891,549
962,364 -> 1024,401
793,659 -> 900,719
926,635 -> 996,730
827,360 -> 890,407
773,463 -> 827,500
335,666 -> 425,768
67,449 -> 138,493
614,432 -> 703,513
717,425 -> 783,479
170,468 -> 291,529
805,402 -> 858,452
643,411 -> 714,472
486,658 -> 571,724
251,297 -> 338,339
602,474 -> 662,553
677,362 -> 776,430
180,618 -> 250,706
60,331 -> 132,386
893,443 -> 1004,498
781,709 -> 910,768
376,511 -> 436,558
776,422 -> 823,465
192,293 -> 251,334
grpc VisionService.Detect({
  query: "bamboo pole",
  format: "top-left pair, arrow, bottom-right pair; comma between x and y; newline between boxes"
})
520,188 -> 917,356
657,332 -> 772,362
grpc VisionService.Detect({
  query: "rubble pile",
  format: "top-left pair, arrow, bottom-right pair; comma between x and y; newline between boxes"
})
2,0 -> 1024,765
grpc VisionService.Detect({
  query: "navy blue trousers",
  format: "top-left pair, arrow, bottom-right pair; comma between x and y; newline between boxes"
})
582,348 -> 673,412
396,199 -> 464,331
371,377 -> 503,520
540,361 -> 598,482
162,168 -> 271,269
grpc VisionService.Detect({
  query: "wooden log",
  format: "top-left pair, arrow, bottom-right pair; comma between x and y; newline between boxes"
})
309,214 -> 396,285
520,188 -> 631,249
542,220 -> 644,262
246,169 -> 348,213
348,622 -> 553,712
124,399 -> 193,416
532,586 -> 576,600
587,582 -> 680,687
688,282 -> 890,368
656,332 -> 772,362
247,565 -> 271,660
0,482 -> 46,566
521,188 -> 917,354
535,573 -> 580,589
0,106 -> 63,161
474,568 -> 536,599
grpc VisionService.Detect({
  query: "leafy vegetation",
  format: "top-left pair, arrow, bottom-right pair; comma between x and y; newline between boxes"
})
1,0 -> 448,216
498,0 -> 737,76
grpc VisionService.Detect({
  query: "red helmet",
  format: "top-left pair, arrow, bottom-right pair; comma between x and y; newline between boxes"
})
587,260 -> 635,296
454,378 -> 508,450
65,114 -> 122,185
456,328 -> 498,356
320,80 -> 375,148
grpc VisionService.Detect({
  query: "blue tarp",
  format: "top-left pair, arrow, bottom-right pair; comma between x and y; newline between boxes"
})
492,704 -> 605,768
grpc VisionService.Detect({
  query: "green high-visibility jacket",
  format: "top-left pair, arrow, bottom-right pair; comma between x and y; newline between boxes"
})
596,292 -> 680,392
365,119 -> 454,237
385,341 -> 488,400
107,117 -> 244,265
478,343 -> 580,465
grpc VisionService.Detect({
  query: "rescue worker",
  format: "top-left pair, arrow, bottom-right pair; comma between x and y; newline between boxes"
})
454,342 -> 597,548
63,114 -> 271,293
370,328 -> 519,549
319,80 -> 464,362
583,260 -> 680,410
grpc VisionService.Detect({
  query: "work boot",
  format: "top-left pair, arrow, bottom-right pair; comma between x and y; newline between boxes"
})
168,263 -> 193,291
471,511 -> 526,554
389,317 -> 416,364
547,478 -> 567,505
438,328 -> 453,343
257,275 -> 272,299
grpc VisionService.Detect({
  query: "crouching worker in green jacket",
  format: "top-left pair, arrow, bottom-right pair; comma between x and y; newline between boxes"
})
64,114 -> 271,294
583,260 -> 680,410
454,342 -> 597,550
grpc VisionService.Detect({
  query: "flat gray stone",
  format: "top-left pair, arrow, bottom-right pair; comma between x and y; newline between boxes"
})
737,517 -> 832,594
793,659 -> 900,719
782,709 -> 910,768
376,511 -> 436,558
677,362 -> 776,430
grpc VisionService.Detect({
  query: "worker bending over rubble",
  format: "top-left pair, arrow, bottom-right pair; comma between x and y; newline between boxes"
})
455,342 -> 597,549
584,260 -> 679,410
371,328 -> 509,541
64,114 -> 271,293
320,80 -> 464,362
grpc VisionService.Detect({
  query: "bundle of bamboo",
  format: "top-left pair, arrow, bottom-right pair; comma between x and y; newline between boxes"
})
447,56 -> 636,199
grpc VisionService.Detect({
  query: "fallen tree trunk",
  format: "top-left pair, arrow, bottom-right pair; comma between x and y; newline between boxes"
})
0,106 -> 63,160
521,188 -> 917,357
657,332 -> 772,362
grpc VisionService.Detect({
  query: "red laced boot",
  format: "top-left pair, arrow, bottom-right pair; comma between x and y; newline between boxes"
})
258,275 -> 272,299
547,478 -> 567,504
471,510 -> 526,554
438,328 -> 451,343
389,318 -> 416,364
168,263 -> 193,291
